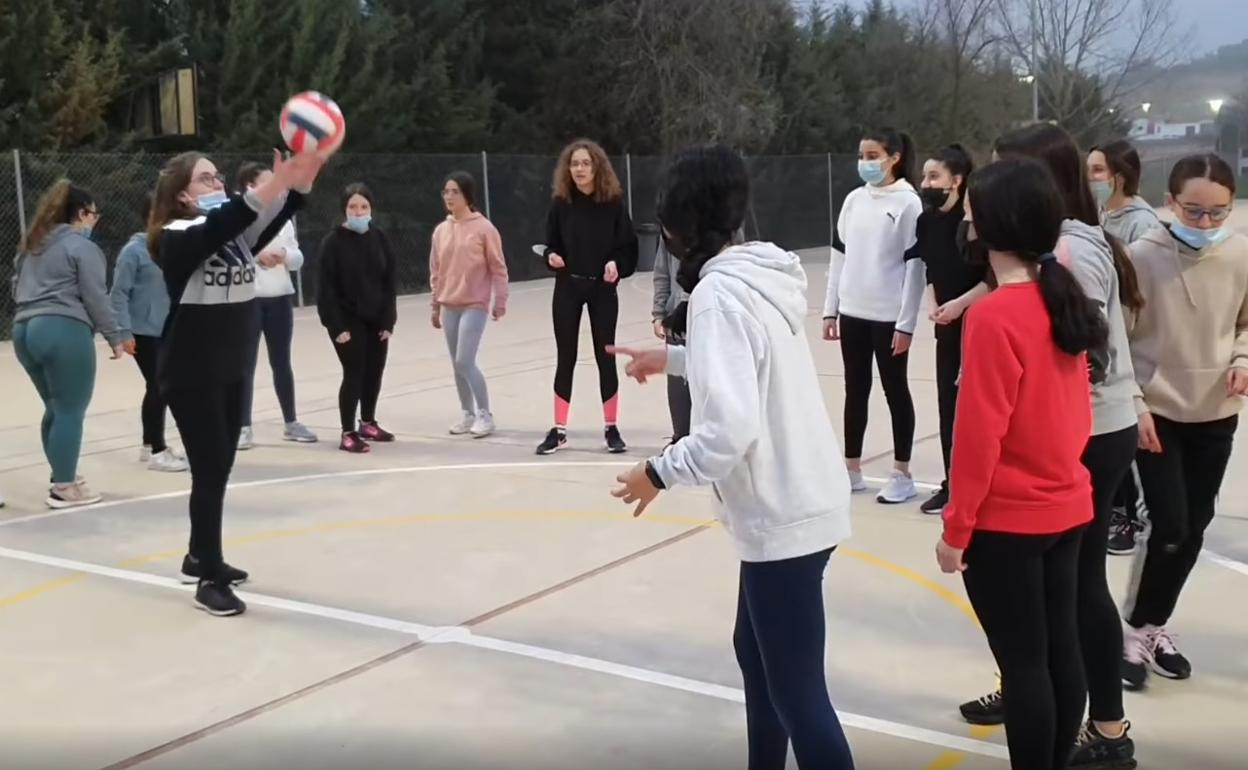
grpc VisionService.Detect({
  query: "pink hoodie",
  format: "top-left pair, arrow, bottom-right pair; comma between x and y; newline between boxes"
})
429,212 -> 509,312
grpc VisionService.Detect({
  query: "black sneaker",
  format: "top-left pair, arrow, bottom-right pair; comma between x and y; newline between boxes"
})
1068,720 -> 1137,769
536,428 -> 567,455
605,425 -> 627,454
1149,627 -> 1191,680
958,688 -> 1005,726
180,555 -> 249,586
920,487 -> 949,515
194,580 -> 246,617
1122,624 -> 1151,691
1107,509 -> 1138,556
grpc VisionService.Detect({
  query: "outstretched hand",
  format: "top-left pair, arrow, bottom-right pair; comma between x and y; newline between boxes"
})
611,461 -> 661,517
606,345 -> 667,385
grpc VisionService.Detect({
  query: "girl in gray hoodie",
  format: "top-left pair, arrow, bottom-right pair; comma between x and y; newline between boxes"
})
13,180 -> 125,508
957,123 -> 1146,768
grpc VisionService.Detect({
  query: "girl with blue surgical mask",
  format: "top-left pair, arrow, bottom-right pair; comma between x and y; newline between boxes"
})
823,127 -> 924,504
1120,153 -> 1248,692
316,183 -> 399,453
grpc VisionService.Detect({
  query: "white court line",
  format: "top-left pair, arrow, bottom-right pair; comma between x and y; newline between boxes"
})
1201,548 -> 1248,577
0,543 -> 1008,761
3,461 -> 1241,581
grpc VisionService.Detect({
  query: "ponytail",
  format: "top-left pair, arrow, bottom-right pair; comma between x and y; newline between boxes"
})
1105,232 -> 1144,312
968,157 -> 1109,356
864,127 -> 918,186
933,143 -> 975,199
1036,257 -> 1110,356
20,179 -> 95,254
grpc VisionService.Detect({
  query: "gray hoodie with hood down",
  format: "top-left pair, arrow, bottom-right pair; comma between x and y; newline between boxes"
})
1102,197 -> 1161,246
651,242 -> 853,562
1059,219 -> 1137,436
13,224 -> 123,346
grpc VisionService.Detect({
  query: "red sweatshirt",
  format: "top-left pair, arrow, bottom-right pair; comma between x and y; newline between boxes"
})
942,282 -> 1093,550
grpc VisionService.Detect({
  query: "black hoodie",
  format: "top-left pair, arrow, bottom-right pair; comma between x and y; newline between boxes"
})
316,226 -> 398,337
543,191 -> 638,279
156,191 -> 302,391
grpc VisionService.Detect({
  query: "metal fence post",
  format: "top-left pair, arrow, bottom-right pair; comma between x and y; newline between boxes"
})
625,153 -> 633,219
826,152 -> 834,250
481,150 -> 491,219
13,149 -> 27,237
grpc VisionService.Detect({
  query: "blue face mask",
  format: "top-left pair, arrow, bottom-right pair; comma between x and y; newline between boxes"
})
196,191 -> 229,212
79,225 -> 94,240
857,160 -> 887,186
1090,179 -> 1113,207
346,215 -> 372,233
1170,221 -> 1229,250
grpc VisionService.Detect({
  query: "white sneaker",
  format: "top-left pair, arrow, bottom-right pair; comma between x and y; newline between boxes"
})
139,445 -> 153,463
237,426 -> 255,450
877,471 -> 918,504
847,469 -> 868,492
470,411 -> 496,438
449,412 -> 475,435
148,449 -> 189,473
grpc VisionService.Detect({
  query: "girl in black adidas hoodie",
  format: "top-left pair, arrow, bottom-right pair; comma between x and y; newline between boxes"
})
148,150 -> 324,617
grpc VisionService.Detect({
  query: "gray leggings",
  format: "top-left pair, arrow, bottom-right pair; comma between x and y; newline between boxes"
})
442,307 -> 490,413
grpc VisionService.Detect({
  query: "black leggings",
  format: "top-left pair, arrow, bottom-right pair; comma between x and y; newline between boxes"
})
934,318 -> 963,486
1127,415 -> 1237,628
242,295 -> 298,425
1078,426 -> 1137,723
734,549 -> 854,770
840,315 -> 914,462
165,381 -> 244,580
552,276 -> 618,407
133,334 -> 168,453
964,527 -> 1086,770
332,324 -> 389,434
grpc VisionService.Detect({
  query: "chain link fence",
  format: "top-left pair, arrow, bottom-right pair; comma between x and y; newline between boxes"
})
2,150 -> 860,340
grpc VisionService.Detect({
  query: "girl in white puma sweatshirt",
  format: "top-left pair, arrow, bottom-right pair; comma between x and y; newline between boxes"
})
823,127 -> 925,503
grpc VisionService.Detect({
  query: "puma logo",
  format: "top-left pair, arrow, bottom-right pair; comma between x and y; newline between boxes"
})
886,212 -> 898,223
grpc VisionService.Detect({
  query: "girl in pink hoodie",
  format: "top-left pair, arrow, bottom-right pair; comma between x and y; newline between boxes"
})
429,171 -> 509,436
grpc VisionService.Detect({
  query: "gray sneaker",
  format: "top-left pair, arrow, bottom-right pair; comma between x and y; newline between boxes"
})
283,421 -> 318,443
46,481 -> 102,509
877,471 -> 918,504
237,426 -> 255,450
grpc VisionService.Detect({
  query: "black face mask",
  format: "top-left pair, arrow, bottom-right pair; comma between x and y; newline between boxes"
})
920,187 -> 951,210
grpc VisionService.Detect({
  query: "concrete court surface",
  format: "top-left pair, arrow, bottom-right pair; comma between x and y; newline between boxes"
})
1,240 -> 1247,770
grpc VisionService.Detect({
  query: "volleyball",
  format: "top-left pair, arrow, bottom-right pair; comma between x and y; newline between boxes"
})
279,91 -> 346,155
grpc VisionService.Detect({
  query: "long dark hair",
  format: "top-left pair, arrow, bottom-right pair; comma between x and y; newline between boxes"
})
444,171 -> 479,212
657,144 -> 750,334
995,123 -> 1143,312
1090,140 -> 1142,197
863,127 -> 918,186
21,180 -> 95,253
932,143 -> 974,200
341,182 -> 375,211
969,158 -> 1108,356
147,152 -> 205,258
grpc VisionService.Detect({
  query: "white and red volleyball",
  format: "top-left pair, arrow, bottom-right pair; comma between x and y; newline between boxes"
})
279,91 -> 346,155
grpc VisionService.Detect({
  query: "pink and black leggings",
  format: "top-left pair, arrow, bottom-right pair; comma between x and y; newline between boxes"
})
551,275 -> 618,427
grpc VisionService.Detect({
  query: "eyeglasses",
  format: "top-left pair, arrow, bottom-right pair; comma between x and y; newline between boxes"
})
192,172 -> 226,187
570,160 -> 594,169
1175,201 -> 1232,223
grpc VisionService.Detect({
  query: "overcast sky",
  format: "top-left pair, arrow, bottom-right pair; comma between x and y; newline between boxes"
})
826,0 -> 1248,60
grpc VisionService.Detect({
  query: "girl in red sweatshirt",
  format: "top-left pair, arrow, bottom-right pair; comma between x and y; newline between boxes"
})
936,158 -> 1106,770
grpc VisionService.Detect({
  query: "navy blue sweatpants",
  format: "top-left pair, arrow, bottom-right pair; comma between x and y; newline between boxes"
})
734,547 -> 855,770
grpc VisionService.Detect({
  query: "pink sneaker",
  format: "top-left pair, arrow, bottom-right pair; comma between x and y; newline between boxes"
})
339,431 -> 371,454
358,421 -> 394,442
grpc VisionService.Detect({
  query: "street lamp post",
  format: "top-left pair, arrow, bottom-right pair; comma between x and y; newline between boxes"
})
1030,0 -> 1039,121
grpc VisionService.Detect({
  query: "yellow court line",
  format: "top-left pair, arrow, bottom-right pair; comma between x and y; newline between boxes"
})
0,508 -> 1004,768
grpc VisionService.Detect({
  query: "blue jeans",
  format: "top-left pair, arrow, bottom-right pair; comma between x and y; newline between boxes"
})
734,548 -> 855,770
